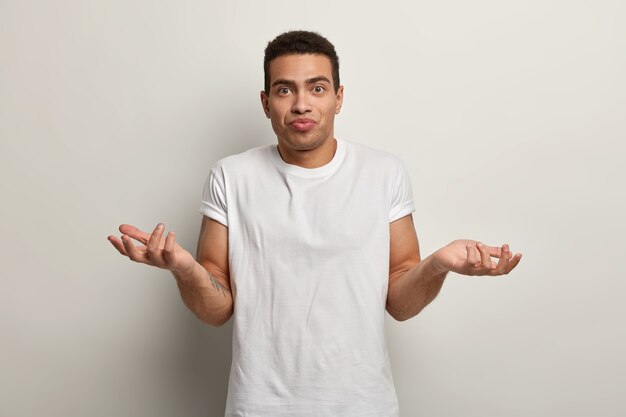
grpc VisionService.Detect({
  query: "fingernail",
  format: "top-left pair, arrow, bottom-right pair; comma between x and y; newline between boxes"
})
477,242 -> 483,247
157,223 -> 164,229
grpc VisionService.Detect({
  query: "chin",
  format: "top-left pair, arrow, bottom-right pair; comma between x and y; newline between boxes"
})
283,136 -> 324,151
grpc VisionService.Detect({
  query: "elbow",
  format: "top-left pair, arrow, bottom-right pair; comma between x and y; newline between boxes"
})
205,318 -> 229,327
389,312 -> 416,322
386,306 -> 415,322
389,313 -> 409,322
386,303 -> 428,322
198,307 -> 234,327
199,313 -> 231,327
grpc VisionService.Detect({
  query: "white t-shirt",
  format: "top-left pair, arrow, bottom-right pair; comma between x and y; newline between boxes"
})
199,138 -> 415,417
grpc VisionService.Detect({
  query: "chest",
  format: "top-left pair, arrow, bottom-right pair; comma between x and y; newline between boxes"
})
231,171 -> 389,255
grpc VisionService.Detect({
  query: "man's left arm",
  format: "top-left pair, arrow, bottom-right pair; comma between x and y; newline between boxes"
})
386,214 -> 522,321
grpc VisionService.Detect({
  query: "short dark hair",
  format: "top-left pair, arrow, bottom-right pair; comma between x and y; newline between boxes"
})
263,30 -> 340,93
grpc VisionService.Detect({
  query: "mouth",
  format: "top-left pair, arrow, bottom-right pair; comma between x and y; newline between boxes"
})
289,118 -> 316,132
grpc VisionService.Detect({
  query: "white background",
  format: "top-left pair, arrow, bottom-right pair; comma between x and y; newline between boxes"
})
1,1 -> 625,416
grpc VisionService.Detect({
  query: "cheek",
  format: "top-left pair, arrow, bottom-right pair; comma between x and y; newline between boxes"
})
322,99 -> 338,115
323,105 -> 338,119
266,107 -> 279,123
269,103 -> 288,121
268,111 -> 286,130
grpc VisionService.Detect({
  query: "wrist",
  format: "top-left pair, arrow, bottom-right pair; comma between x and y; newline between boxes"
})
172,261 -> 200,284
426,251 -> 450,276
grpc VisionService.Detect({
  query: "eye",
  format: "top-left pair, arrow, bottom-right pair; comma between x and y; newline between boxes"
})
313,85 -> 325,94
278,87 -> 291,95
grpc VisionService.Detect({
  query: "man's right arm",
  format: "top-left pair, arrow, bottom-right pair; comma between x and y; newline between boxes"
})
108,216 -> 233,327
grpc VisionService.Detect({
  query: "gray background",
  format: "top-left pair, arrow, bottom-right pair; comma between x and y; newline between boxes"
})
1,0 -> 625,416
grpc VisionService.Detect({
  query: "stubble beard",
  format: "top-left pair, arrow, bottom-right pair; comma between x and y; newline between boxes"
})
283,133 -> 328,151
278,121 -> 334,153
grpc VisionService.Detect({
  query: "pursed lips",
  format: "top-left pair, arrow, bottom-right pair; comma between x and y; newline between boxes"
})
289,118 -> 316,132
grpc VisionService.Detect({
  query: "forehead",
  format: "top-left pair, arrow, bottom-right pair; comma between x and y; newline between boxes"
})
268,54 -> 333,83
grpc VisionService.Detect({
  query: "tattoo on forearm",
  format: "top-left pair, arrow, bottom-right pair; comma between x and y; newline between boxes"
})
208,272 -> 231,298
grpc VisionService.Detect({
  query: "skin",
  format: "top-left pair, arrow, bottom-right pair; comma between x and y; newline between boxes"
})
107,52 -> 522,326
387,215 -> 522,321
108,220 -> 232,326
260,53 -> 343,169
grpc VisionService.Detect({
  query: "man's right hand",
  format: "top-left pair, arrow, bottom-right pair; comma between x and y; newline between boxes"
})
108,223 -> 196,275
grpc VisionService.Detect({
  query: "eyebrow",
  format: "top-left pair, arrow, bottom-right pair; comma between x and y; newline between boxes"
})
271,76 -> 332,88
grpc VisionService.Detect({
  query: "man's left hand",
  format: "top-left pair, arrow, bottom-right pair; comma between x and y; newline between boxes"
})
431,239 -> 522,276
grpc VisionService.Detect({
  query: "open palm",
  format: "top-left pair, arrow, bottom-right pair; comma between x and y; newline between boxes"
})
432,239 -> 522,276
107,223 -> 196,275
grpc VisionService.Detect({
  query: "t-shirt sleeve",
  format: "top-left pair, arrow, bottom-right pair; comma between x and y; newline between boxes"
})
199,168 -> 228,227
389,158 -> 416,223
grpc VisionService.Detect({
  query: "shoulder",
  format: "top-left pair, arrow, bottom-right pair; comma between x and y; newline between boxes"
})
209,143 -> 273,177
343,139 -> 406,172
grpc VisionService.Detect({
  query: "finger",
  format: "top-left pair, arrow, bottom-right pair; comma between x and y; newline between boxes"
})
147,223 -> 164,251
477,242 -> 495,269
465,241 -> 502,258
163,231 -> 176,263
108,235 -> 128,256
504,253 -> 523,274
466,244 -> 480,265
492,244 -> 511,274
119,224 -> 151,246
486,245 -> 503,258
121,234 -> 145,262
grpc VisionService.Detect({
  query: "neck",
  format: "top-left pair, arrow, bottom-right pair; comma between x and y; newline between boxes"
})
276,137 -> 337,169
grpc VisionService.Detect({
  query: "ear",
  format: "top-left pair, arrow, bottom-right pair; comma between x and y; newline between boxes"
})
260,91 -> 270,118
335,85 -> 344,115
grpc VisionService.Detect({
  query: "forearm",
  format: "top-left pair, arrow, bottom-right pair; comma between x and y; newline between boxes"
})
386,254 -> 448,321
172,262 -> 233,327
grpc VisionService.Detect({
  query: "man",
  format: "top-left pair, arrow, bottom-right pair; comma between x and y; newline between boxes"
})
108,30 -> 522,417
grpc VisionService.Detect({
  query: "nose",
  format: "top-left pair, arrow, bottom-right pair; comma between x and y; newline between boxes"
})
291,91 -> 312,114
